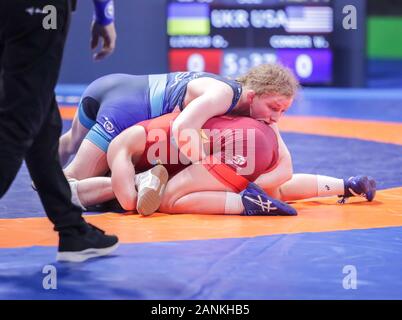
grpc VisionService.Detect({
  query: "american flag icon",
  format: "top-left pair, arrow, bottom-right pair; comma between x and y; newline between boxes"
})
285,6 -> 333,33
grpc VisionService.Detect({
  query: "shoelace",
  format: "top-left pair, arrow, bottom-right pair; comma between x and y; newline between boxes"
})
135,170 -> 151,191
244,195 -> 275,212
338,190 -> 366,204
338,196 -> 348,204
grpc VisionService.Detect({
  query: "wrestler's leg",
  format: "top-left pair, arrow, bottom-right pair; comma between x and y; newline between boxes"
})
160,165 -> 344,214
263,174 -> 345,201
59,113 -> 90,167
63,139 -> 108,180
72,176 -> 115,208
164,191 -> 236,214
60,138 -> 110,208
160,117 -> 282,215
160,163 -> 243,214
163,166 -> 346,213
59,75 -> 118,167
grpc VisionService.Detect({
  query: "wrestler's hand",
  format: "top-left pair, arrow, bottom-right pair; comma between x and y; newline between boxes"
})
91,22 -> 117,61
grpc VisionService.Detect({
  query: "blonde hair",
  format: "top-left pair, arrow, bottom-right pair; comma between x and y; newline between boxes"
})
237,63 -> 300,98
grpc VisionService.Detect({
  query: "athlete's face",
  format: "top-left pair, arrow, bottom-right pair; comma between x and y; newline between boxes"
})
249,93 -> 293,125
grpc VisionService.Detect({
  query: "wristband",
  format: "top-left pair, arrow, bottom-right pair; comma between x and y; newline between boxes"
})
93,0 -> 114,26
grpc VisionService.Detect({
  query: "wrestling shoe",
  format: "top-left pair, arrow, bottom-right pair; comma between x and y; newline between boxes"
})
241,182 -> 297,216
136,164 -> 169,216
338,175 -> 377,204
57,223 -> 119,262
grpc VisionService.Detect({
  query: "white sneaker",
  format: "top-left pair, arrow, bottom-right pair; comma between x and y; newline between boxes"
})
135,165 -> 169,216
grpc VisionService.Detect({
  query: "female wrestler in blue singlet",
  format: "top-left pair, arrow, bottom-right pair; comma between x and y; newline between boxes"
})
59,64 -> 298,182
70,72 -> 241,153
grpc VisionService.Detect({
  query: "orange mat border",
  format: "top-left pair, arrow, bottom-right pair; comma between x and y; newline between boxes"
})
1,187 -> 402,249
279,115 -> 402,146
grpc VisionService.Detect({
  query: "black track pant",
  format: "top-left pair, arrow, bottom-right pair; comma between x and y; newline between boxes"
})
0,0 -> 85,231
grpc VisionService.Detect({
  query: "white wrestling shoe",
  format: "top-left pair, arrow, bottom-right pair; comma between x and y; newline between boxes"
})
135,165 -> 169,216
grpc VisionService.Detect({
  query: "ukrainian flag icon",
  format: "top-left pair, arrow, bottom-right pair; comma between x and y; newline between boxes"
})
167,3 -> 210,36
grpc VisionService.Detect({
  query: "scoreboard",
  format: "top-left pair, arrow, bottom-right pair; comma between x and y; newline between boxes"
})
167,0 -> 334,85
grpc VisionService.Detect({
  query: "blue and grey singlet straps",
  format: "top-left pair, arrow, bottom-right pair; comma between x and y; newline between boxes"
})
148,73 -> 169,118
148,72 -> 243,116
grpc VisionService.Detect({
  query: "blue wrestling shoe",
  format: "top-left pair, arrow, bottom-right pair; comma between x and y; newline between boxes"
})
241,182 -> 297,216
339,175 -> 377,204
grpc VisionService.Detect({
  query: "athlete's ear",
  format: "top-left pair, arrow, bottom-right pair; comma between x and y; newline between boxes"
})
246,90 -> 256,105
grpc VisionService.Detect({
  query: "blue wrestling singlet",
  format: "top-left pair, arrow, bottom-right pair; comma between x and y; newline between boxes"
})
78,72 -> 242,152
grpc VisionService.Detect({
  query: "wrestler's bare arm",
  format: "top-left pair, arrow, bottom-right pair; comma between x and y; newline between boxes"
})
107,125 -> 147,210
171,83 -> 233,163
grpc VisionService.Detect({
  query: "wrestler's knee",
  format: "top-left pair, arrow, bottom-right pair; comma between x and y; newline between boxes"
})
120,199 -> 136,212
115,189 -> 137,211
283,166 -> 293,183
280,156 -> 294,184
60,129 -> 78,155
159,187 -> 177,212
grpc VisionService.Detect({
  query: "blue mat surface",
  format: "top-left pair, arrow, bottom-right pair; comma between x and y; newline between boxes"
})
1,227 -> 402,300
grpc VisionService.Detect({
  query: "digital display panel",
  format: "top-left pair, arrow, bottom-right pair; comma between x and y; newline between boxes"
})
167,0 -> 333,85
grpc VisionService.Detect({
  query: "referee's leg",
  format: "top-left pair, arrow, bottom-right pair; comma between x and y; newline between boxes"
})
0,32 -> 24,195
0,0 -> 118,261
0,0 -> 84,229
26,97 -> 86,230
